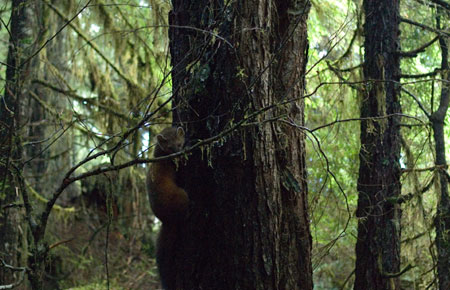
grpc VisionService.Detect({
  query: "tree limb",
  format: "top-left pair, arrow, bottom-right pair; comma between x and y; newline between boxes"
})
430,0 -> 450,11
397,36 -> 439,57
401,87 -> 432,118
400,17 -> 450,36
400,69 -> 440,79
402,164 -> 448,172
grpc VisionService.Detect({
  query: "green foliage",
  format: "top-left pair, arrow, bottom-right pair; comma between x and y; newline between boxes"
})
67,281 -> 124,290
307,2 -> 362,288
307,0 -> 449,288
0,0 -> 168,288
0,1 -> 10,90
1,0 -> 448,288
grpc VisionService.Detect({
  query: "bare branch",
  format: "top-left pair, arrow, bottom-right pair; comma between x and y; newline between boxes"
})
311,113 -> 426,132
400,69 -> 440,79
401,87 -> 432,119
401,164 -> 448,173
430,0 -> 450,11
400,17 -> 450,36
326,61 -> 362,91
397,36 -> 439,57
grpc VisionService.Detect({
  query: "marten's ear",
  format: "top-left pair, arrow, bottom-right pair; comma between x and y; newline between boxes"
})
176,127 -> 185,138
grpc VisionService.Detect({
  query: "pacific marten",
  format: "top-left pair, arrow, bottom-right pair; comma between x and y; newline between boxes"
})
147,126 -> 188,290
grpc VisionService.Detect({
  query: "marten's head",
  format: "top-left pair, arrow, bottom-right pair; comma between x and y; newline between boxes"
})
156,127 -> 185,154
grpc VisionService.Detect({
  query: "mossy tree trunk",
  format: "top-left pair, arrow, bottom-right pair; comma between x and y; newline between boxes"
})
168,0 -> 312,289
0,0 -> 34,285
0,1 -> 53,289
24,1 -> 73,199
433,9 -> 450,290
355,1 -> 402,289
23,3 -> 73,289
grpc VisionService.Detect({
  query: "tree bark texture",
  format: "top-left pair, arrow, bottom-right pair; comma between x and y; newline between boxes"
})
355,1 -> 402,289
432,11 -> 450,290
0,0 -> 33,285
0,1 -> 53,289
168,0 -> 312,289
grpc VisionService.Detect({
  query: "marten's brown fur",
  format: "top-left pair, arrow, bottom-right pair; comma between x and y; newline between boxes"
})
147,127 -> 188,222
146,127 -> 188,290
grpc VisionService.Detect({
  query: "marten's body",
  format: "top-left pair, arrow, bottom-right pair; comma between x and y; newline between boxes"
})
147,127 -> 188,290
147,127 -> 188,223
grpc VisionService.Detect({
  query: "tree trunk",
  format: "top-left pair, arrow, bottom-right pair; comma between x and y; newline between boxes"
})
432,10 -> 450,290
168,0 -> 312,289
23,2 -> 73,289
0,0 -> 33,285
355,1 -> 402,289
0,1 -> 51,289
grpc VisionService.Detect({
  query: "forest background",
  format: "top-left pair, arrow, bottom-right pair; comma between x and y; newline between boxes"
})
0,0 -> 449,289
